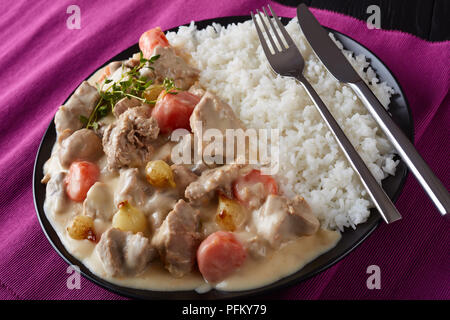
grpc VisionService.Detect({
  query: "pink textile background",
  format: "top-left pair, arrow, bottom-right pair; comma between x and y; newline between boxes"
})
0,0 -> 448,299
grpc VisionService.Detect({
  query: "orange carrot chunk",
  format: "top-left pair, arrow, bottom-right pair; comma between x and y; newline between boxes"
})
197,231 -> 246,283
139,27 -> 170,58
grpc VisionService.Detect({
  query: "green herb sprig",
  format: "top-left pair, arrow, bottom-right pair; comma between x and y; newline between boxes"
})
162,77 -> 180,94
81,52 -> 161,130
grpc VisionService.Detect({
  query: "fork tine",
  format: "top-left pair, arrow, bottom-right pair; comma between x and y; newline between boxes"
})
267,4 -> 295,46
256,9 -> 280,53
262,7 -> 286,50
251,11 -> 273,57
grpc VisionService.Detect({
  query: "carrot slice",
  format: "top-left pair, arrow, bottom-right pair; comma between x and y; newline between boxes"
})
139,27 -> 170,58
65,161 -> 99,202
197,231 -> 246,283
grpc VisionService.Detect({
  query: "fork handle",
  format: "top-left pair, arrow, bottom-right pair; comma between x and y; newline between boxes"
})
350,80 -> 450,217
296,75 -> 402,223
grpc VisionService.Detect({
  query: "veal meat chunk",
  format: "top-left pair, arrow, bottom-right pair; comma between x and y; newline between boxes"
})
114,168 -> 152,210
113,97 -> 142,117
140,46 -> 199,90
44,172 -> 67,215
54,81 -> 99,136
189,92 -> 247,163
190,92 -> 245,133
185,164 -> 248,204
58,128 -> 103,168
171,164 -> 198,197
102,106 -> 160,171
96,228 -> 156,277
95,61 -> 122,83
151,200 -> 201,277
253,195 -> 319,248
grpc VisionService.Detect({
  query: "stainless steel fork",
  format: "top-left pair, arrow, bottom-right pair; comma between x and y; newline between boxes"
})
252,5 -> 402,223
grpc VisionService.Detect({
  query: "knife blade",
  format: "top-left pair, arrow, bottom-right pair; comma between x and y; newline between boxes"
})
296,3 -> 450,217
296,4 -> 360,84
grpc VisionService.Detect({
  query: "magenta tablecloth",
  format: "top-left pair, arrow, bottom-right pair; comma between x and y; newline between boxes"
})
0,0 -> 448,300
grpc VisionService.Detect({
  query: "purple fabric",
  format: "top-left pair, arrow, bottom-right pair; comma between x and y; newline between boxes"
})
0,0 -> 448,300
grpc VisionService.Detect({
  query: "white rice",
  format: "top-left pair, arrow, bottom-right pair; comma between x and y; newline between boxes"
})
166,18 -> 398,231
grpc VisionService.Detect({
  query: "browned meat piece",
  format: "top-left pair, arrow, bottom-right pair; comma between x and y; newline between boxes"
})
83,182 -> 115,221
252,195 -> 319,248
44,172 -> 67,215
171,164 -> 198,197
287,196 -> 320,236
113,97 -> 142,118
96,228 -> 156,277
58,128 -> 103,168
185,164 -> 248,204
102,106 -> 159,171
54,81 -> 99,136
151,200 -> 201,277
140,46 -> 199,90
114,168 -> 152,209
96,228 -> 123,276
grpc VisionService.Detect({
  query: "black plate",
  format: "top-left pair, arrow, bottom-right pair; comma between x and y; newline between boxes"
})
33,16 -> 413,299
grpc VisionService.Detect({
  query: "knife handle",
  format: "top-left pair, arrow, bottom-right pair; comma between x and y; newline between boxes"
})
297,75 -> 402,224
350,80 -> 450,217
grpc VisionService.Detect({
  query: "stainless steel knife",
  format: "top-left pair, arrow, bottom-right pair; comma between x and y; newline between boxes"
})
297,3 -> 450,217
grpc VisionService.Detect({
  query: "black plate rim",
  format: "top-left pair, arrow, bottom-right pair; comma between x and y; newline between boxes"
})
33,15 -> 413,300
